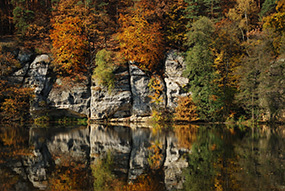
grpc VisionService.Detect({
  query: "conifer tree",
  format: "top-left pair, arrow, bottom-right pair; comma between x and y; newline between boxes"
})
184,17 -> 221,121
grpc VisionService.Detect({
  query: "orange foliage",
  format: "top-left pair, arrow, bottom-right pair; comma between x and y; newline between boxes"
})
117,0 -> 164,71
0,84 -> 34,121
50,15 -> 88,76
125,173 -> 165,191
147,141 -> 163,169
174,95 -> 199,121
174,124 -> 198,150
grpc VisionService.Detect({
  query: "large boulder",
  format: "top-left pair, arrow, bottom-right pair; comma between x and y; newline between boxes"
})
164,50 -> 189,110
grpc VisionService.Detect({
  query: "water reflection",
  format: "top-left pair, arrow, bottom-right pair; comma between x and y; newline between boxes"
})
0,123 -> 284,190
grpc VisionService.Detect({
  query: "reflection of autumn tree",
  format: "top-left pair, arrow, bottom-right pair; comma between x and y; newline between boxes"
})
125,172 -> 165,191
49,159 -> 91,191
91,152 -> 123,191
147,141 -> 163,170
0,123 -> 32,164
174,124 -> 198,150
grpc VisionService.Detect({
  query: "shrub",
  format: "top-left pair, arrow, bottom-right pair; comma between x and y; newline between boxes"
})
92,49 -> 116,93
174,95 -> 199,122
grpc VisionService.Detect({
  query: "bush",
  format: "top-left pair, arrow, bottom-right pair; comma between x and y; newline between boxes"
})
92,49 -> 116,93
174,95 -> 199,122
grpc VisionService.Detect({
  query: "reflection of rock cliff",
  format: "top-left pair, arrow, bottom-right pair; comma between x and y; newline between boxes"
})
10,50 -> 188,120
28,125 -> 190,190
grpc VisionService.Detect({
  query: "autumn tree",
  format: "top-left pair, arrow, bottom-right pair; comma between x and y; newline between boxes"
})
50,0 -> 101,77
184,0 -> 223,22
117,0 -> 164,71
227,0 -> 259,42
174,95 -> 199,121
163,0 -> 188,50
212,19 -> 245,118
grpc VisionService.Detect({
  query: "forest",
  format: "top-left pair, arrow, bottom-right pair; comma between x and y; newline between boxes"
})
0,0 -> 284,123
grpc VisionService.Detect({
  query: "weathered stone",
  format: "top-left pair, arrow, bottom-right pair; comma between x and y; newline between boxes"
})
129,65 -> 152,116
23,54 -> 51,110
46,127 -> 90,162
90,66 -> 132,119
164,50 -> 189,109
164,133 -> 189,191
47,78 -> 90,117
90,124 -> 131,176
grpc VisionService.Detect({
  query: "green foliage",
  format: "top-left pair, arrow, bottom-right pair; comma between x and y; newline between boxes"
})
183,17 -> 221,121
91,151 -> 116,191
92,49 -> 116,92
12,6 -> 34,34
260,0 -> 279,17
184,0 -> 222,22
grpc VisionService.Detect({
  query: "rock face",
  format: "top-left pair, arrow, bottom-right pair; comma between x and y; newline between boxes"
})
90,66 -> 132,119
164,133 -> 189,190
23,54 -> 51,109
47,78 -> 91,117
10,50 -> 189,119
129,65 -> 152,117
164,50 -> 189,109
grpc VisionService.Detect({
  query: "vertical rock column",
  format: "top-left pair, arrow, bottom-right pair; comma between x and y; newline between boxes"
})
164,50 -> 189,110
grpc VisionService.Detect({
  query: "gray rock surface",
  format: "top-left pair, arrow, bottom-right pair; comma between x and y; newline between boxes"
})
129,64 -> 152,116
47,78 -> 91,117
23,54 -> 51,109
164,50 -> 189,109
9,50 -> 190,120
90,66 -> 132,119
164,133 -> 189,190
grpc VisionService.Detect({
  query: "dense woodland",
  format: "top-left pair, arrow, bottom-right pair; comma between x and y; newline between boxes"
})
0,0 -> 284,122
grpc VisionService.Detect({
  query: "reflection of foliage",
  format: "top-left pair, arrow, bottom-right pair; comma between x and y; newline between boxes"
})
125,172 -> 165,191
174,124 -> 198,150
91,151 -> 123,191
0,124 -> 32,163
183,126 -> 239,191
174,95 -> 199,122
233,125 -> 285,190
0,168 -> 19,191
147,141 -> 163,170
49,160 -> 91,191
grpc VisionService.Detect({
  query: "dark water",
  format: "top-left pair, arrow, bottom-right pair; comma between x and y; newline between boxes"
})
0,123 -> 284,191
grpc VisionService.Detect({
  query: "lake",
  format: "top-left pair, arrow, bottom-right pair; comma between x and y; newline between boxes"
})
0,123 -> 284,190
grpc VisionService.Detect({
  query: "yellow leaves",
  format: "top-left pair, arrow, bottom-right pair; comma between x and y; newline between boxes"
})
263,0 -> 285,34
117,0 -> 164,71
0,85 -> 34,121
148,141 -> 163,170
174,95 -> 199,122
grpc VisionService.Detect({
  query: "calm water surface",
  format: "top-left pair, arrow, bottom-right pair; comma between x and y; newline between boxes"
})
0,123 -> 284,190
